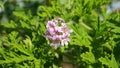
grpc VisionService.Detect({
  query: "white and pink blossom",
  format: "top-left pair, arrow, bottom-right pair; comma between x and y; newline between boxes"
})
45,18 -> 72,49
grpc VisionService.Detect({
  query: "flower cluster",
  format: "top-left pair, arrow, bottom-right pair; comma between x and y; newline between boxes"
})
45,18 -> 72,49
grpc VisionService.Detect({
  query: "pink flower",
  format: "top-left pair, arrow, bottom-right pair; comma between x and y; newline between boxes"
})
45,18 -> 72,49
61,38 -> 70,46
50,41 -> 60,49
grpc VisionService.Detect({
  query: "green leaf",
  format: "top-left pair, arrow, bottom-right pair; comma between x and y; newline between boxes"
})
81,52 -> 95,64
23,37 -> 34,52
99,56 -> 110,66
20,20 -> 31,29
99,54 -> 119,68
111,27 -> 120,33
13,12 -> 29,21
2,20 -> 17,28
110,54 -> 119,68
34,59 -> 40,68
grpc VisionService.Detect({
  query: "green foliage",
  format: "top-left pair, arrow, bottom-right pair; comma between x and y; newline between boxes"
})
99,54 -> 119,68
0,0 -> 120,68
